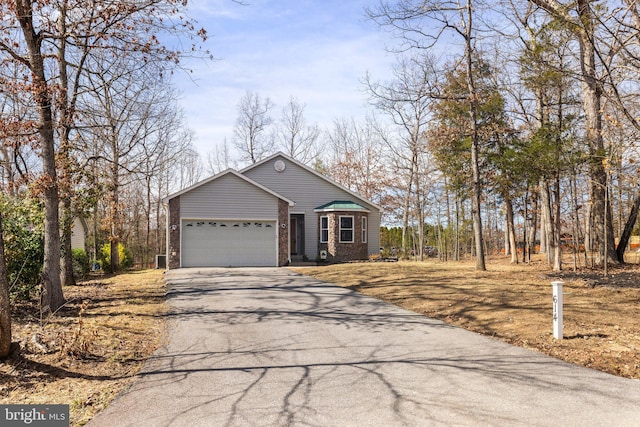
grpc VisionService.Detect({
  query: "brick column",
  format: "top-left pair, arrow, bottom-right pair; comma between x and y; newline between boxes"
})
278,199 -> 290,266
168,196 -> 181,269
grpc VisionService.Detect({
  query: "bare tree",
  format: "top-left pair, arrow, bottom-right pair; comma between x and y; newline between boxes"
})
206,139 -> 236,175
80,54 -> 182,272
365,53 -> 436,259
148,134 -> 201,257
6,0 -> 66,312
588,0 -> 640,262
276,96 -> 321,164
0,64 -> 38,193
0,0 -> 208,311
325,116 -> 390,204
136,96 -> 193,267
368,0 -> 487,270
233,91 -> 275,164
175,145 -> 204,190
56,1 -> 92,287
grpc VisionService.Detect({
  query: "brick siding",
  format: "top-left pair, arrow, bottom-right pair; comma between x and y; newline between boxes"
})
278,199 -> 289,266
168,196 -> 180,269
318,211 -> 368,263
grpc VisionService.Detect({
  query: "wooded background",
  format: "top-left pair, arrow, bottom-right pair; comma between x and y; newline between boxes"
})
2,0 -> 640,349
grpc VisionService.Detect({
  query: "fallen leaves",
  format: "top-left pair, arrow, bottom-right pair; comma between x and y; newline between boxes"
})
0,269 -> 166,426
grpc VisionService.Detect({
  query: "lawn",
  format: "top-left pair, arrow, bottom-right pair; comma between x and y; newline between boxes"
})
0,270 -> 167,426
1,259 -> 638,427
291,256 -> 640,380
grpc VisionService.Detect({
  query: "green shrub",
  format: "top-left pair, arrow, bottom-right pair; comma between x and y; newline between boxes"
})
72,248 -> 91,278
98,242 -> 133,273
1,196 -> 44,301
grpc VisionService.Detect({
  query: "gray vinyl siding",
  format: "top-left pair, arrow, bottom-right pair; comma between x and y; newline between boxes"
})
366,211 -> 381,256
243,157 -> 381,258
180,173 -> 279,220
70,217 -> 86,250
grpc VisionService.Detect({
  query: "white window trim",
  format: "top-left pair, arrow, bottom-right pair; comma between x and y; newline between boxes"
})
320,216 -> 329,243
362,217 -> 367,243
339,215 -> 354,243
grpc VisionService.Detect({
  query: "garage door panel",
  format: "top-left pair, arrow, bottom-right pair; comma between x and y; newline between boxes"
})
182,220 -> 277,267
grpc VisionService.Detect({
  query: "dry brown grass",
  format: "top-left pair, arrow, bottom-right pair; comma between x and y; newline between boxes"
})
2,260 -> 637,426
291,255 -> 640,380
0,269 -> 167,426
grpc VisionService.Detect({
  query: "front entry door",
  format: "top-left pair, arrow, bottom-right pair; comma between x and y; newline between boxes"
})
290,214 -> 305,256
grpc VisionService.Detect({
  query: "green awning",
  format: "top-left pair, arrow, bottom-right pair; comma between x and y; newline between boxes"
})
314,201 -> 370,212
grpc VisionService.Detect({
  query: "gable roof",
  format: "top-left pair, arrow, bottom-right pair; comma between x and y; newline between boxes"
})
162,169 -> 295,206
240,152 -> 381,212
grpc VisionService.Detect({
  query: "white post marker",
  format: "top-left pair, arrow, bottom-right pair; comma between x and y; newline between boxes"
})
552,281 -> 563,339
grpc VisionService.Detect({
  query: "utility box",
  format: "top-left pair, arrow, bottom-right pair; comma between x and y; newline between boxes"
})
156,255 -> 167,269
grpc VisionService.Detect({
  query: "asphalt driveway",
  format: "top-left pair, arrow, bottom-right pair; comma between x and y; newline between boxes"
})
89,267 -> 640,426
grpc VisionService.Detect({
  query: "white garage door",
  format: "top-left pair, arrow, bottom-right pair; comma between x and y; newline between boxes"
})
182,220 -> 277,267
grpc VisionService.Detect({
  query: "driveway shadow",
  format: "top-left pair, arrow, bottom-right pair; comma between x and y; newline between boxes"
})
88,268 -> 640,427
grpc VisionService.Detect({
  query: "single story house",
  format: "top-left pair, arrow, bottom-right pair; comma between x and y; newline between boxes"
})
163,152 -> 381,268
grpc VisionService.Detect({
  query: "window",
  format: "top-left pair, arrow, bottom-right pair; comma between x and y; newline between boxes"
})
320,216 -> 329,243
339,216 -> 354,243
362,217 -> 367,243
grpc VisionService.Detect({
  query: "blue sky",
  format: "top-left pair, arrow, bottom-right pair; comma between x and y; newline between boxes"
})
175,0 -> 395,156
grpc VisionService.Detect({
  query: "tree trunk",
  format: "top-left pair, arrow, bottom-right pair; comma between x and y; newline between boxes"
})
0,212 -> 11,358
528,0 -> 618,265
465,0 -> 485,271
109,194 -> 120,272
469,87 -> 486,269
57,3 -> 76,287
570,172 -> 581,270
109,126 -> 121,273
455,195 -> 461,261
443,179 -> 450,261
504,218 -> 510,257
589,164 -> 617,264
522,193 -> 528,263
528,190 -> 538,258
401,163 -> 415,255
414,153 -> 424,261
505,196 -> 518,264
616,161 -> 623,238
577,0 -> 618,265
146,176 -> 153,267
16,1 -> 65,313
540,178 -> 554,265
616,189 -> 640,263
584,194 -> 592,256
552,176 -> 562,271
